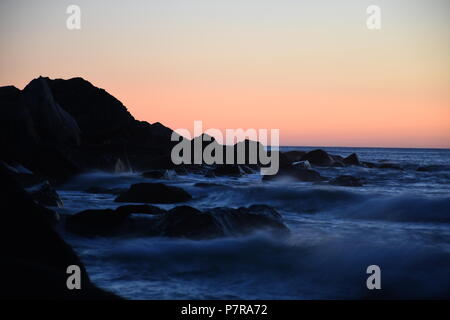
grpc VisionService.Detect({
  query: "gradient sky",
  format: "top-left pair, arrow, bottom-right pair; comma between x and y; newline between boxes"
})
1,0 -> 449,147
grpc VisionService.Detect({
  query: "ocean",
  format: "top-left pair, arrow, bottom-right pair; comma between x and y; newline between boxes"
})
56,147 -> 450,299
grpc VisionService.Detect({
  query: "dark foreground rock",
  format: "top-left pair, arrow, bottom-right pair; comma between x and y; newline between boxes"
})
65,203 -> 288,239
329,175 -> 364,187
0,163 -> 118,299
115,183 -> 192,203
28,181 -> 64,207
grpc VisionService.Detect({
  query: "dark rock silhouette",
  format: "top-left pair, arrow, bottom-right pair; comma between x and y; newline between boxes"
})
159,204 -> 288,239
0,163 -> 118,299
115,183 -> 192,203
330,175 -> 364,187
301,149 -> 335,166
283,150 -> 306,163
343,153 -> 361,166
65,209 -> 128,237
28,181 -> 64,207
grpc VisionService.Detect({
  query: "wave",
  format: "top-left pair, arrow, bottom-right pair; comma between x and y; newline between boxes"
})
334,195 -> 450,223
72,232 -> 450,299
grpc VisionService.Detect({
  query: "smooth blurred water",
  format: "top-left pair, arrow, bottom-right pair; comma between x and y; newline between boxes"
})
57,147 -> 450,299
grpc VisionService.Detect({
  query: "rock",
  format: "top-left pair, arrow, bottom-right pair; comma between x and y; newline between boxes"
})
115,183 -> 192,204
343,153 -> 361,166
27,181 -> 64,207
1,162 -> 44,187
115,204 -> 166,215
282,150 -> 306,163
213,164 -> 244,177
159,204 -> 288,239
209,204 -> 288,236
0,163 -> 117,299
159,206 -> 224,239
329,175 -> 364,187
301,149 -> 335,166
263,167 -> 326,182
363,161 -> 376,168
142,170 -> 166,179
378,163 -> 403,170
416,165 -> 450,172
292,160 -> 312,170
330,155 -> 345,167
65,209 -> 129,237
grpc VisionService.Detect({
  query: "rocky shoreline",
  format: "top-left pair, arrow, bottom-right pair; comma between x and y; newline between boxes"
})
0,76 -> 422,299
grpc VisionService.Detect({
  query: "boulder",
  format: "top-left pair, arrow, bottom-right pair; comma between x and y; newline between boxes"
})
65,209 -> 129,237
282,150 -> 306,163
28,181 -> 64,207
159,206 -> 224,239
329,175 -> 364,187
292,160 -> 312,170
159,204 -> 288,239
343,153 -> 361,166
301,149 -> 334,166
0,163 -> 117,299
115,183 -> 192,204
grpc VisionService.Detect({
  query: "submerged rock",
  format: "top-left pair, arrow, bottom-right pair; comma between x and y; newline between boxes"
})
115,183 -> 192,204
329,175 -> 364,187
378,163 -> 403,170
263,167 -> 326,182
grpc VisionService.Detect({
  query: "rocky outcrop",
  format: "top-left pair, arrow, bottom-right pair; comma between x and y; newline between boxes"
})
0,163 -> 118,299
65,203 -> 288,239
115,183 -> 192,204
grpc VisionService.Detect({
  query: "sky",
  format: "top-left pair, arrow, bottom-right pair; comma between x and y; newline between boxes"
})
0,0 -> 449,148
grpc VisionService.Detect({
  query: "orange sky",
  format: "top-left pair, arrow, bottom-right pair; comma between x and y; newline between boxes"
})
1,0 -> 449,148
